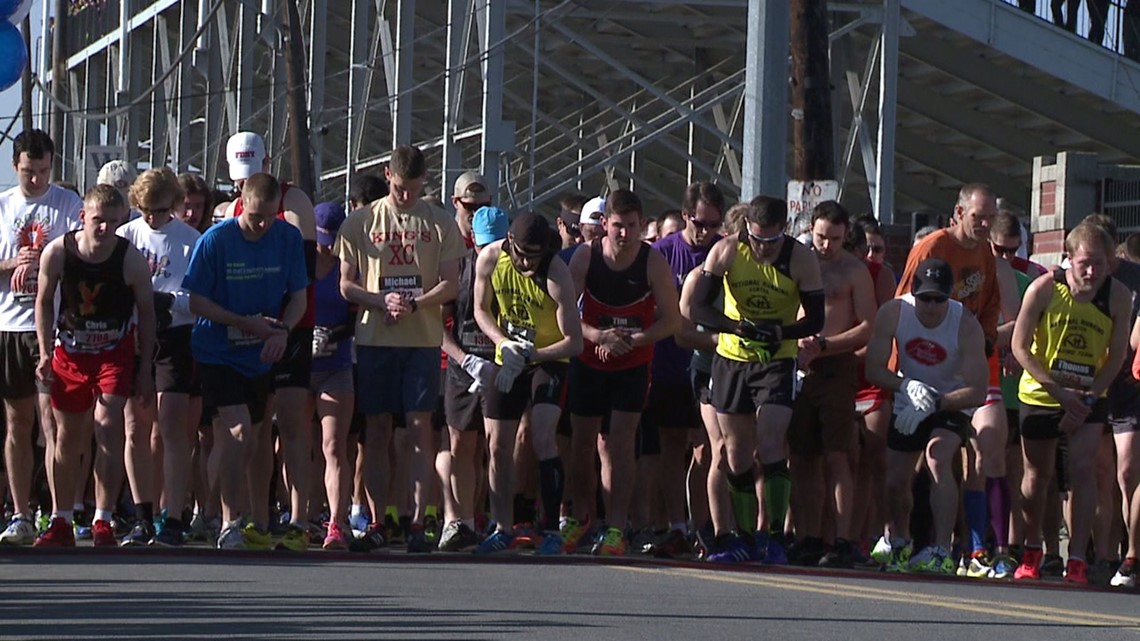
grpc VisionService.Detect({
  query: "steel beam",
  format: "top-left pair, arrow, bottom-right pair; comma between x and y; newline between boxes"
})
874,0 -> 899,224
392,0 -> 415,145
442,0 -> 471,209
308,0 -> 327,184
741,0 -> 789,200
479,0 -> 508,196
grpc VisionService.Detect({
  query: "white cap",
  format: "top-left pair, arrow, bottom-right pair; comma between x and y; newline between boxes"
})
579,196 -> 606,226
226,132 -> 267,181
96,160 -> 136,191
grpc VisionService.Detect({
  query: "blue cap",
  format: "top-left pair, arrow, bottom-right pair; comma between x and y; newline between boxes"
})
314,201 -> 347,247
472,206 -> 509,246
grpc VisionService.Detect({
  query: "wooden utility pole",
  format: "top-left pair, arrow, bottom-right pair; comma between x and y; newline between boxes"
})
790,0 -> 834,180
281,0 -> 315,197
20,14 -> 32,132
50,0 -> 68,177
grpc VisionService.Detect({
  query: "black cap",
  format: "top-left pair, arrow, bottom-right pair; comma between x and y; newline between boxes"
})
509,212 -> 551,250
912,258 -> 954,297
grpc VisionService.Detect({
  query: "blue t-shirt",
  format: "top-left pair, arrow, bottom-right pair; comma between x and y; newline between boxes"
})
182,217 -> 308,377
312,263 -> 353,372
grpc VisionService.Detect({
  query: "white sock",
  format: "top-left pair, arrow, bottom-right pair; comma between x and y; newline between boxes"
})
53,510 -> 74,522
72,502 -> 85,512
93,509 -> 113,523
350,504 -> 364,519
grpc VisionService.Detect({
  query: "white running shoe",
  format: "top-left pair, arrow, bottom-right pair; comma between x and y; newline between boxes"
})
216,521 -> 245,550
0,516 -> 36,545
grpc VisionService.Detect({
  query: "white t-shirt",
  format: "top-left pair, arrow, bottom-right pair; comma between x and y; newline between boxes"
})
0,184 -> 82,331
117,216 -> 201,328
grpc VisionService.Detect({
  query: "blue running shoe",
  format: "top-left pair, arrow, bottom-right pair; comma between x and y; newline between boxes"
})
764,535 -> 788,565
349,512 -> 370,536
707,533 -> 760,564
536,532 -> 563,556
475,529 -> 515,554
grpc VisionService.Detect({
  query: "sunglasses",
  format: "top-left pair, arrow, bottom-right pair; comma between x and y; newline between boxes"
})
867,245 -> 885,254
748,231 -> 783,245
456,200 -> 483,211
687,214 -> 722,231
991,242 -> 1020,258
915,293 -> 949,304
511,243 -> 546,260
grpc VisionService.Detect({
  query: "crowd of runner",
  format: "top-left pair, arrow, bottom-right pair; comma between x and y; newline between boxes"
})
2,128 -> 1140,590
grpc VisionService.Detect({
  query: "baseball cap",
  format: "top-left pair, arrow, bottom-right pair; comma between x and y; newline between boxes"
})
558,208 -> 580,229
912,258 -> 954,298
509,211 -> 552,251
96,160 -> 136,192
453,171 -> 492,205
314,201 -> 347,247
472,206 -> 509,246
579,196 -> 605,226
226,132 -> 267,181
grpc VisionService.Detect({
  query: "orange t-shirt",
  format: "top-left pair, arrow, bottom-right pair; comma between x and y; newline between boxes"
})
896,228 -> 1001,345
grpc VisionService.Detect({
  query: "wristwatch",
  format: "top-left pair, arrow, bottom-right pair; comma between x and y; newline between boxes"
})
815,335 -> 829,352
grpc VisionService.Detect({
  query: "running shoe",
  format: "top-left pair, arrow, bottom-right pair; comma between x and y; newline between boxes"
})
406,523 -> 433,554
120,521 -> 155,547
1040,552 -> 1064,577
241,523 -> 273,550
92,519 -> 117,547
217,522 -> 244,549
276,524 -> 311,551
629,527 -> 657,554
475,529 -> 516,554
707,532 -> 760,564
1063,558 -> 1089,585
512,522 -> 539,550
1090,559 -> 1118,586
818,538 -> 854,569
885,541 -> 913,573
424,513 -> 440,545
185,512 -> 208,542
964,551 -> 993,579
437,521 -> 478,552
592,527 -> 628,557
652,528 -> 690,559
870,536 -> 894,567
910,546 -> 955,574
33,517 -> 76,547
437,521 -> 461,551
384,513 -> 404,545
322,522 -> 350,551
762,534 -> 788,565
0,515 -> 36,546
348,524 -> 388,553
1111,558 -> 1137,588
153,525 -> 185,547
1014,547 -> 1043,580
536,532 -> 564,556
73,511 -> 92,540
34,509 -> 49,535
988,553 -> 1017,580
560,517 -> 588,554
788,536 -> 826,567
349,512 -> 370,537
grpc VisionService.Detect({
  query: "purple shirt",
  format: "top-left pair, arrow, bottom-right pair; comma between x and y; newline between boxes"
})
651,231 -> 719,384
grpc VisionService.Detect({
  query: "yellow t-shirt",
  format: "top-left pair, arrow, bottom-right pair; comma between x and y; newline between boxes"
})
715,234 -> 800,363
335,198 -> 467,347
490,247 -> 564,364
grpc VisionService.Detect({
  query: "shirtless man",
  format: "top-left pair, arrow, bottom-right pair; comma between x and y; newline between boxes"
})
787,202 -> 876,568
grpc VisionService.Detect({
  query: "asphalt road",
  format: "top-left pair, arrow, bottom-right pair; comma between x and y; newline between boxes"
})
1,549 -> 1137,640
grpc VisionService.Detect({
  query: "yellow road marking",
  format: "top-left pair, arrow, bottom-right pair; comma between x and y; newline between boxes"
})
616,566 -> 1140,629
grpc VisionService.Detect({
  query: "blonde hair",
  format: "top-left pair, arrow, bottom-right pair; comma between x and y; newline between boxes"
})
723,202 -> 750,236
1065,222 -> 1116,257
129,168 -> 184,212
84,183 -> 126,211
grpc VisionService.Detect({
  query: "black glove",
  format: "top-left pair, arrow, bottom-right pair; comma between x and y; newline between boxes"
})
735,318 -> 782,343
153,292 -> 174,333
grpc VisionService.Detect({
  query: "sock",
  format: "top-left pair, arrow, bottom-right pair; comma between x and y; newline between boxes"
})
350,504 -> 364,519
727,467 -> 758,536
72,502 -> 85,512
964,489 -> 987,554
93,509 -> 113,524
53,509 -> 74,522
538,458 -> 565,533
425,504 -> 439,520
385,505 -> 398,522
762,461 -> 791,536
986,476 -> 1011,549
135,502 -> 154,525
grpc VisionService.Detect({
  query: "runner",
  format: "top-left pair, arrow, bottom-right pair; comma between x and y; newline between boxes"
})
181,172 -> 308,549
336,144 -> 466,553
690,196 -> 825,563
224,132 -> 319,551
0,130 -> 81,546
566,189 -> 680,556
116,169 -> 201,546
472,212 -> 582,554
1013,223 -> 1130,584
787,201 -> 876,568
32,184 -> 157,547
646,181 -> 724,557
865,258 -> 989,574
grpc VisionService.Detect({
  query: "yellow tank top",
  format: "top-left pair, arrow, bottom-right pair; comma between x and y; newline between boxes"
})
716,234 -> 800,363
490,246 -> 564,364
1018,272 -> 1113,407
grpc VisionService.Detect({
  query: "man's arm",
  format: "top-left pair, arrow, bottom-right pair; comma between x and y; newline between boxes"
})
533,258 -> 584,362
1091,279 -> 1132,398
689,237 -> 740,334
281,188 -> 317,241
0,246 -> 39,277
978,252 -> 1002,348
864,300 -> 902,392
124,248 -> 157,370
338,254 -> 383,309
414,257 -> 459,309
473,242 -> 508,347
995,259 -> 1021,350
677,267 -> 717,352
34,240 -> 64,369
629,250 -> 680,348
1011,273 -> 1089,417
818,256 -> 876,354
940,313 -> 988,411
440,303 -> 467,363
873,263 -> 896,307
778,242 -> 825,340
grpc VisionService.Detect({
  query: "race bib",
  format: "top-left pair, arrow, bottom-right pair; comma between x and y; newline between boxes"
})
13,265 -> 37,305
1050,358 -> 1093,391
227,319 -> 263,348
70,328 -> 119,351
598,315 -> 642,331
382,275 -> 424,298
460,330 -> 494,350
505,321 -> 536,343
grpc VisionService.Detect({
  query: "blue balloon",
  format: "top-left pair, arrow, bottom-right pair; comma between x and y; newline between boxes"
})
0,21 -> 25,93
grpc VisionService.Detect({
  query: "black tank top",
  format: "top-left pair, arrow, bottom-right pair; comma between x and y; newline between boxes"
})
58,232 -> 135,353
449,250 -> 495,360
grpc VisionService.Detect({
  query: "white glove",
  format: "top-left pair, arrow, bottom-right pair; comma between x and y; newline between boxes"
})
312,326 -> 332,357
894,405 -> 931,436
461,354 -> 494,393
903,378 -> 940,413
499,340 -> 531,371
495,358 -> 524,393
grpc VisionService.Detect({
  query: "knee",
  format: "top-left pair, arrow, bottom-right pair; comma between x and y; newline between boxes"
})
1118,462 -> 1140,493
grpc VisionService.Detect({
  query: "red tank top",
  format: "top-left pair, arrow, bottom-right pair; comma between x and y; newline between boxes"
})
233,183 -> 316,329
580,240 -> 656,371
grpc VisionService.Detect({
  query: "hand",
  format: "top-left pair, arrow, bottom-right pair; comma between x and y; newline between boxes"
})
1001,349 -> 1021,378
736,318 -> 782,343
495,358 -> 524,393
16,246 -> 40,266
1054,388 -> 1092,421
35,354 -> 52,384
312,326 -> 333,357
894,405 -> 931,436
596,328 -> 633,358
384,292 -> 412,315
797,337 -> 822,369
1059,410 -> 1085,434
242,316 -> 284,341
461,354 -> 495,392
260,328 -> 289,363
133,366 -> 155,409
903,378 -> 940,413
498,340 -> 530,370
